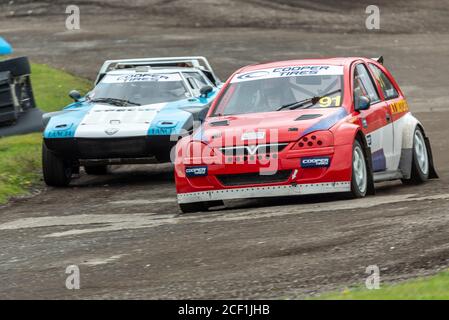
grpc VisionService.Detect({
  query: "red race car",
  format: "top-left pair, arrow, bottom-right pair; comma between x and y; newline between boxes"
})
174,57 -> 438,213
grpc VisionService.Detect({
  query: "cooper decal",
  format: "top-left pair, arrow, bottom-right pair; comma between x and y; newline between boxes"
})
301,157 -> 331,168
185,166 -> 208,177
236,70 -> 270,80
232,65 -> 344,83
102,73 -> 181,83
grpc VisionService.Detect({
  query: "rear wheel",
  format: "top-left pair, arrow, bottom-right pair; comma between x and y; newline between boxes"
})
42,142 -> 73,187
350,140 -> 368,198
84,165 -> 108,175
402,127 -> 429,184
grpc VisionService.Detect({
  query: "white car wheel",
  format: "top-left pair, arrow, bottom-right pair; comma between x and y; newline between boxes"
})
351,140 -> 368,197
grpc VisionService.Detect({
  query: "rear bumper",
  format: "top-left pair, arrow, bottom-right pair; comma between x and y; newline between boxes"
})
44,135 -> 177,160
175,144 -> 353,203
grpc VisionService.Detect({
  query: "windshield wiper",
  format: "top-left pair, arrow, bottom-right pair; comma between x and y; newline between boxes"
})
276,89 -> 341,111
90,97 -> 141,106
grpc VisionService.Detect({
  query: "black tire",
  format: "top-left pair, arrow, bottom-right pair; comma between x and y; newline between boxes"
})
0,57 -> 31,77
179,202 -> 207,214
84,165 -> 108,175
350,139 -> 368,198
42,142 -> 73,187
402,127 -> 429,185
178,200 -> 224,214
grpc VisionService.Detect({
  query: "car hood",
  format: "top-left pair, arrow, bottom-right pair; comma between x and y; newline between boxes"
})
197,107 -> 348,147
43,97 -> 209,139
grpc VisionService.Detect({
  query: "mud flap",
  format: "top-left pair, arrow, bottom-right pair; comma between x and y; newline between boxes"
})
424,136 -> 439,179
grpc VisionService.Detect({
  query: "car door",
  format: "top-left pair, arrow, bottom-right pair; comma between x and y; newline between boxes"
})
353,63 -> 394,172
368,63 -> 405,171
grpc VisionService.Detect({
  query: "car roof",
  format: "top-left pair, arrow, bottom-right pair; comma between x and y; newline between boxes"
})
106,67 -> 203,75
238,57 -> 367,73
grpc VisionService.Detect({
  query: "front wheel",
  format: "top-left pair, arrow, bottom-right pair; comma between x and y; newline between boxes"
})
350,140 -> 368,198
42,142 -> 73,187
402,127 -> 429,184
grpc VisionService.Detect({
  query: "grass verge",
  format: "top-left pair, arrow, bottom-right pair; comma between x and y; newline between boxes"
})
318,271 -> 449,300
0,63 -> 92,203
31,63 -> 91,112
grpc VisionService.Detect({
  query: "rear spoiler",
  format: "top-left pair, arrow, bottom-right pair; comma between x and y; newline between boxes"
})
371,56 -> 384,65
95,56 -> 220,85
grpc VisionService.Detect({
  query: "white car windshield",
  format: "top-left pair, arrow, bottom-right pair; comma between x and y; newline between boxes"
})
88,72 -> 190,106
213,65 -> 344,116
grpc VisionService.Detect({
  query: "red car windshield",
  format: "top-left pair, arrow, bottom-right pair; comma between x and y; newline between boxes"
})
213,66 -> 344,116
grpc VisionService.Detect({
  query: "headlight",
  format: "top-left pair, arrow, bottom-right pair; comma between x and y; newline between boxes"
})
292,131 -> 334,149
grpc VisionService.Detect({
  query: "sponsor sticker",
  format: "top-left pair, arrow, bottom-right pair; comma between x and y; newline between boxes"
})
185,166 -> 208,177
102,73 -> 182,83
241,131 -> 265,141
389,99 -> 409,114
232,65 -> 344,83
301,156 -> 331,168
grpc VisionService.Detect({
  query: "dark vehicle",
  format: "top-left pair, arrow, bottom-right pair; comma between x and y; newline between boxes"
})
0,56 -> 36,125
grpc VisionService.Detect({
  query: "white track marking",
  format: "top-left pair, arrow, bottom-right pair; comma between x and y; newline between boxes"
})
1,193 -> 449,237
81,254 -> 127,266
109,198 -> 175,205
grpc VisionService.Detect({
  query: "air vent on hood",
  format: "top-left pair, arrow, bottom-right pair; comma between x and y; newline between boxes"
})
210,120 -> 229,127
295,114 -> 322,121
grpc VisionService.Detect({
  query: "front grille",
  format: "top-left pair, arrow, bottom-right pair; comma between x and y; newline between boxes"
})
216,170 -> 292,186
219,143 -> 288,156
77,137 -> 149,159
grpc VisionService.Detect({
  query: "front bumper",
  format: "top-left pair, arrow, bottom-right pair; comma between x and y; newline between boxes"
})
175,144 -> 353,203
44,135 -> 177,160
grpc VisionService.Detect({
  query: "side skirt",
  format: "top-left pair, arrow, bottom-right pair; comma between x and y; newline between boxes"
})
177,182 -> 351,204
373,170 -> 403,183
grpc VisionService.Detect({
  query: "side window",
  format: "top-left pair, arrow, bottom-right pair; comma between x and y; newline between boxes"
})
184,72 -> 209,88
368,64 -> 399,100
186,77 -> 198,90
353,64 -> 380,104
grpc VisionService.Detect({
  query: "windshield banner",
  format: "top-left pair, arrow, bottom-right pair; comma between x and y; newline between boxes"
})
231,65 -> 344,83
103,73 -> 182,83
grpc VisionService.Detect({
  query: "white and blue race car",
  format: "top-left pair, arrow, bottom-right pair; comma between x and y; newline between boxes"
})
42,57 -> 221,186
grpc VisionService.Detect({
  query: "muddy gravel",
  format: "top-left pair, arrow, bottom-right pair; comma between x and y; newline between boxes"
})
0,1 -> 448,299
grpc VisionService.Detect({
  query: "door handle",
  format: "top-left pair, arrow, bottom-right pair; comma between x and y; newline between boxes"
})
386,113 -> 391,123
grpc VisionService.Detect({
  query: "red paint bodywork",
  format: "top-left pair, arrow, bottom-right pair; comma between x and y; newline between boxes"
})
174,57 -> 406,197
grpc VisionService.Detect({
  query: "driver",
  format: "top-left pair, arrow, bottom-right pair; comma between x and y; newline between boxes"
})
260,77 -> 292,110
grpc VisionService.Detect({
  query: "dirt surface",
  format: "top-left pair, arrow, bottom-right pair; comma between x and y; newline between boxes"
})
0,1 -> 449,299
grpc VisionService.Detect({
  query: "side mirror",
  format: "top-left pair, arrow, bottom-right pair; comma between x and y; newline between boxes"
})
355,95 -> 371,111
200,85 -> 213,98
69,90 -> 82,102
